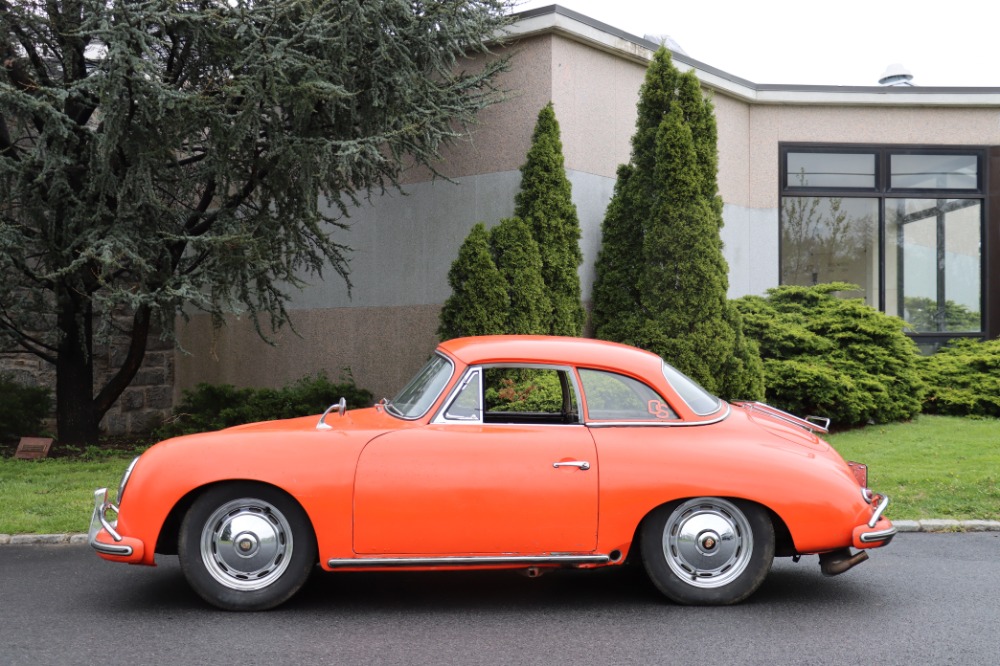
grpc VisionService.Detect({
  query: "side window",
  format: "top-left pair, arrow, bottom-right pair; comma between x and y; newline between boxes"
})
481,367 -> 579,424
579,369 -> 677,421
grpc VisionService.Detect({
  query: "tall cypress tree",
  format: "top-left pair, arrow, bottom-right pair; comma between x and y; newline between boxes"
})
514,103 -> 586,336
591,48 -> 763,399
490,217 -> 550,335
438,224 -> 510,341
589,164 -> 644,345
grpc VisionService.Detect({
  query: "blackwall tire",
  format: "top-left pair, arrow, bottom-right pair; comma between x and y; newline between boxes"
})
178,483 -> 317,611
641,497 -> 774,605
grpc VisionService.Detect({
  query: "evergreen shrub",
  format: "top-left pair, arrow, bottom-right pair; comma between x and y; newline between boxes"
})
484,370 -> 563,413
489,217 -> 550,335
590,48 -> 763,401
735,283 -> 924,427
919,339 -> 1000,417
438,223 -> 510,341
0,375 -> 52,439
514,103 -> 586,336
157,372 -> 373,438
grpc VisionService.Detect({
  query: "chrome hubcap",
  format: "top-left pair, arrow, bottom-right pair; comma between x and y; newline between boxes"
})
662,498 -> 753,589
200,499 -> 293,591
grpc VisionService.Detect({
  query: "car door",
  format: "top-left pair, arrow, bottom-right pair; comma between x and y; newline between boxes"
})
353,366 -> 598,555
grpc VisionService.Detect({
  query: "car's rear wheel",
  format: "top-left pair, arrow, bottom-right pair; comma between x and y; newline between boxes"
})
178,483 -> 317,611
641,497 -> 774,605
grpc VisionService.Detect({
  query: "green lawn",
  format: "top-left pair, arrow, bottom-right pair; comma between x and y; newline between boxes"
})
828,415 -> 1000,521
0,451 -> 141,535
0,415 -> 997,535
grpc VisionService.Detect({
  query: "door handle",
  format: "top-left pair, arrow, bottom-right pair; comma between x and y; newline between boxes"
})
552,461 -> 590,471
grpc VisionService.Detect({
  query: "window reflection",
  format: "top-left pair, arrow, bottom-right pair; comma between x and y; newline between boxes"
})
885,199 -> 981,332
780,197 -> 879,306
786,152 -> 875,189
890,154 -> 977,190
779,145 -> 986,338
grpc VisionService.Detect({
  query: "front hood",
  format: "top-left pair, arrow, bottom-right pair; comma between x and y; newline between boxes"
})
221,406 -> 394,434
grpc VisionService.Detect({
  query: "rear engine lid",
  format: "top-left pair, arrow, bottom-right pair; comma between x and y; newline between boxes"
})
735,402 -> 831,452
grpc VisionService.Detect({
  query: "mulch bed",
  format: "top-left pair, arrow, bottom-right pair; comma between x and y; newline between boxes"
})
0,436 -> 149,460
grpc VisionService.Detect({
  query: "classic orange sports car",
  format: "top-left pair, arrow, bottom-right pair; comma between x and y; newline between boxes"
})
90,335 -> 895,610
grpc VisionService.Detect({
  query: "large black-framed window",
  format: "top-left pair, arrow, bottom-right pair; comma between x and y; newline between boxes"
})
779,144 -> 994,351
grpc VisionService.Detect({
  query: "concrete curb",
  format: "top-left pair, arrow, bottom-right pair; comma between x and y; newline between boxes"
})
891,519 -> 1000,533
0,533 -> 90,545
3,521 -> 1000,545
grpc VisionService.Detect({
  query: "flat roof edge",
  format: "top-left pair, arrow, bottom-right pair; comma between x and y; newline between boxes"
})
508,5 -> 1000,106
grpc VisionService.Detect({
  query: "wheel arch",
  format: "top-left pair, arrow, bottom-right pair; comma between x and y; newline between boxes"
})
625,495 -> 795,562
154,479 -> 318,557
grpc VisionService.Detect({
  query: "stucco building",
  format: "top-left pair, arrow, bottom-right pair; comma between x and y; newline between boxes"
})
172,5 -> 1000,408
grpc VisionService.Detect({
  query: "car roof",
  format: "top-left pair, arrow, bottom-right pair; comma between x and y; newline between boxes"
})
438,335 -> 664,377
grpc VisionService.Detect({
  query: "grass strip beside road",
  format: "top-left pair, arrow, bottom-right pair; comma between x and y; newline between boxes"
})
0,451 -> 141,535
0,415 -> 997,535
828,415 -> 1000,522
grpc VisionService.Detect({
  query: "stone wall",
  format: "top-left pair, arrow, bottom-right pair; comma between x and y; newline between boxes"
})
94,332 -> 175,436
0,329 -> 175,439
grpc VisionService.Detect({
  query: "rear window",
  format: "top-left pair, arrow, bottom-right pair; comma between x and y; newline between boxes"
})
660,361 -> 721,416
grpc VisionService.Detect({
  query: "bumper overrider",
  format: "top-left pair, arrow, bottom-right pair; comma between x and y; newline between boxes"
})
820,492 -> 896,577
88,488 -> 145,561
855,492 -> 896,548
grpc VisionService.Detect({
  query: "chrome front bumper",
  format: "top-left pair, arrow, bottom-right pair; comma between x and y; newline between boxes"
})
88,488 -> 133,557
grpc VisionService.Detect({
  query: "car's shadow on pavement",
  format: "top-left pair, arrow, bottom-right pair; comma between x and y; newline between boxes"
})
292,556 -> 874,614
104,554 -> 874,614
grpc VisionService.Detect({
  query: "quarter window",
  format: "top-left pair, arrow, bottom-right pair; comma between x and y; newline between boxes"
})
440,366 -> 580,425
579,369 -> 677,421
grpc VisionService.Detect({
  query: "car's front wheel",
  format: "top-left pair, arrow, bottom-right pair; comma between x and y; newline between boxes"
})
178,483 -> 317,611
640,497 -> 774,605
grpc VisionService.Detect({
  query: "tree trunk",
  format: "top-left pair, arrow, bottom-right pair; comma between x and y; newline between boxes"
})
55,286 -> 99,445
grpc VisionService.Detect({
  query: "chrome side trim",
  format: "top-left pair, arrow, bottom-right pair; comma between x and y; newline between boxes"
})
586,404 -> 731,428
868,494 -> 890,528
860,526 -> 898,544
327,554 -> 611,568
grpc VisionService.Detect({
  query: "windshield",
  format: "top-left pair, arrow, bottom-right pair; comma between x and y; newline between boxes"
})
388,353 -> 455,419
661,361 -> 722,416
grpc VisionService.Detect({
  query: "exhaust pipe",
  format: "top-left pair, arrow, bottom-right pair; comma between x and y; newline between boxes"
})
818,548 -> 869,576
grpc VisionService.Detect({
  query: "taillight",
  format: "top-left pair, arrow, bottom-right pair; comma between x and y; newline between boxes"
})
847,461 -> 868,487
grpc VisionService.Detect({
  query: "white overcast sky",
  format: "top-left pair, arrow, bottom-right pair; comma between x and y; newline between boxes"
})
512,0 -> 1000,87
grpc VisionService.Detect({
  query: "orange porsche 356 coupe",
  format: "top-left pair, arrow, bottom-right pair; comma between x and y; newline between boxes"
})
90,336 -> 895,610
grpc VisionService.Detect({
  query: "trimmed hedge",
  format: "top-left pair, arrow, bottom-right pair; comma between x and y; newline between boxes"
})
0,375 -> 52,440
919,338 -> 1000,417
156,372 -> 373,438
735,283 -> 925,427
